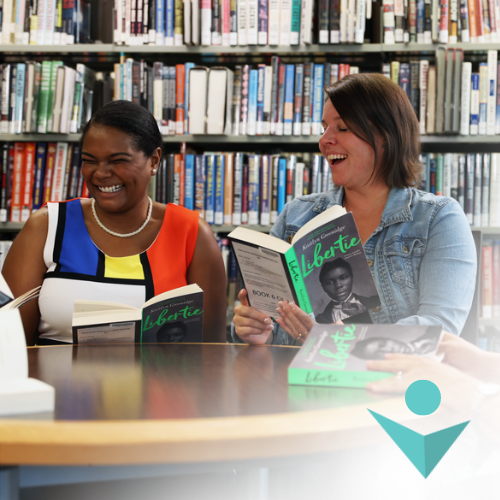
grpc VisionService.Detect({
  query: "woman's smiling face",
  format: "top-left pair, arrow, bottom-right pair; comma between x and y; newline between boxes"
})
319,99 -> 385,190
81,125 -> 154,213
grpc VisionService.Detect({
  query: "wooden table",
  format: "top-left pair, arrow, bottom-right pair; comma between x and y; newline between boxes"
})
0,343 -> 409,500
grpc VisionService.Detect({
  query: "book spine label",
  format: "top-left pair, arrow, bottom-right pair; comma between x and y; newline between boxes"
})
284,247 -> 313,314
184,155 -> 194,210
278,157 -> 286,214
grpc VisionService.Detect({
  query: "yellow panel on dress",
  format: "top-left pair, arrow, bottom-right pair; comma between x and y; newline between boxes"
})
104,255 -> 145,280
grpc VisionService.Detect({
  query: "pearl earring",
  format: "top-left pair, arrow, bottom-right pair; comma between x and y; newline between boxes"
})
152,169 -> 157,173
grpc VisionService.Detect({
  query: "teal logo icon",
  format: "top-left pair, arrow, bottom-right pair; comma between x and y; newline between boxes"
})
368,380 -> 470,478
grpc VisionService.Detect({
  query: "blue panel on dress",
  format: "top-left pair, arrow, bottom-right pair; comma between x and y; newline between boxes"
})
58,200 -> 99,275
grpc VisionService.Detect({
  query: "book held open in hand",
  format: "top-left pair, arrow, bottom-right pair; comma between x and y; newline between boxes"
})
228,205 -> 380,322
0,272 -> 41,311
288,323 -> 444,389
72,284 -> 204,344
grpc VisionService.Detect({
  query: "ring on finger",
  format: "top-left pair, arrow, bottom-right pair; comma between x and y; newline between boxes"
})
396,371 -> 403,380
297,331 -> 308,340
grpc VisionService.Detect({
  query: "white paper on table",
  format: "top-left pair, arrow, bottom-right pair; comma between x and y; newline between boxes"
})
0,309 -> 28,381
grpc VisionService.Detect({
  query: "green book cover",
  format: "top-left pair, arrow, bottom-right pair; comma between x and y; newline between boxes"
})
290,0 -> 302,44
288,323 -> 443,389
37,61 -> 52,133
46,61 -> 63,133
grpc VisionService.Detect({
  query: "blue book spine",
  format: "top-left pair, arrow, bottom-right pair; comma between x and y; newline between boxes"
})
258,0 -> 269,44
471,73 -> 480,134
247,69 -> 259,136
479,64 -> 488,134
248,154 -> 260,225
429,156 -> 437,194
156,0 -> 165,42
293,64 -> 304,136
214,154 -> 225,224
399,63 -> 411,101
311,64 -> 324,135
15,64 -> 26,134
184,63 -> 195,134
417,0 -> 424,39
194,154 -> 206,217
277,157 -> 286,214
256,65 -> 266,135
32,143 -> 47,211
184,154 -> 195,210
205,154 -> 216,223
283,64 -> 295,136
166,0 -> 174,44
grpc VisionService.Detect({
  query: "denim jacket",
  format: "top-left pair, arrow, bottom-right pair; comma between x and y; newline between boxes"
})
232,186 -> 477,346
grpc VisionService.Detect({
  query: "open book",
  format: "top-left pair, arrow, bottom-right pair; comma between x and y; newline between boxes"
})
228,205 -> 380,323
0,273 -> 41,311
288,323 -> 444,388
72,284 -> 204,344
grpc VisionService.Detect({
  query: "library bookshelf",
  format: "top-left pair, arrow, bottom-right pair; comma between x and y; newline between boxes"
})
1,42 -> 500,346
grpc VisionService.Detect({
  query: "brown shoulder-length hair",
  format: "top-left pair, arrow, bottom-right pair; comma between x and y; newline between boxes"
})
324,73 -> 421,189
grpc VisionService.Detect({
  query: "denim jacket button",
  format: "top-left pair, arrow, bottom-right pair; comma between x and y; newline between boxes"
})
402,245 -> 409,254
367,259 -> 373,266
371,306 -> 380,312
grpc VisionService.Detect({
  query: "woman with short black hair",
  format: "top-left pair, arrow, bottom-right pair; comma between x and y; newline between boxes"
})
4,100 -> 227,345
233,73 -> 477,345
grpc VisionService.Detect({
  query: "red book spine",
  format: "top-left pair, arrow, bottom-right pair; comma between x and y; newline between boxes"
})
475,0 -> 485,38
10,143 -> 25,222
175,64 -> 185,135
21,142 -> 36,222
43,143 -> 57,205
339,64 -> 350,79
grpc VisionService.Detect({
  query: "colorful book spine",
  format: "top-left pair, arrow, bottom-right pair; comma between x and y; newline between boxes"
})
247,69 -> 258,136
184,63 -> 195,134
232,153 -> 243,225
290,0 -> 302,44
21,143 -> 35,222
214,154 -> 225,224
283,64 -> 295,136
270,155 -> 279,223
487,50 -> 498,135
194,154 -> 206,218
278,157 -> 286,214
165,0 -> 174,44
263,65 -> 273,135
256,64 -> 265,135
259,155 -> 271,225
201,0 -> 211,44
224,154 -> 234,224
205,154 -> 215,223
175,64 -> 185,134
240,65 -> 250,136
258,0 -> 268,44
10,143 -> 25,223
14,63 -> 26,135
184,154 -> 194,210
470,72 -> 480,135
276,63 -> 286,136
293,64 -> 304,136
311,64 -> 324,135
247,154 -> 260,225
479,62 -> 488,135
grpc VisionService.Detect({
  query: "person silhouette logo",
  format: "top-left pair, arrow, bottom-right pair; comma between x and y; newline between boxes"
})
368,380 -> 470,478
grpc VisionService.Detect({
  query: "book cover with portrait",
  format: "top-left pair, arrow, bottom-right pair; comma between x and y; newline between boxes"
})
292,211 -> 380,323
288,323 -> 444,388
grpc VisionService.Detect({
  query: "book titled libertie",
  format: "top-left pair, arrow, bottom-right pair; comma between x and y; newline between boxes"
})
228,205 -> 380,323
72,284 -> 204,344
288,323 -> 444,389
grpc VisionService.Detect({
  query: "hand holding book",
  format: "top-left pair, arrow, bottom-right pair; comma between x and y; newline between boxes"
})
233,289 -> 275,345
275,300 -> 320,344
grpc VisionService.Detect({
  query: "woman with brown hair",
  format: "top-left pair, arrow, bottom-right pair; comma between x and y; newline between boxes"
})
233,73 -> 477,345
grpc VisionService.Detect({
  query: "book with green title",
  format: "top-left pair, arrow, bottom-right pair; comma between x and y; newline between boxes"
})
228,204 -> 380,323
288,323 -> 444,388
72,284 -> 204,344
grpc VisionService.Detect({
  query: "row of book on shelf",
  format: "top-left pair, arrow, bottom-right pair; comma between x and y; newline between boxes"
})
481,240 -> 500,318
2,140 -> 500,228
5,50 -> 500,138
3,0 -> 499,47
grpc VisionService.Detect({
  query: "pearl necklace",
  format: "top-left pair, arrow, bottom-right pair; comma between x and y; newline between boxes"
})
91,197 -> 153,238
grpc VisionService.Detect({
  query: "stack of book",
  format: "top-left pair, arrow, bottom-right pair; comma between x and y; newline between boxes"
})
0,62 -> 97,135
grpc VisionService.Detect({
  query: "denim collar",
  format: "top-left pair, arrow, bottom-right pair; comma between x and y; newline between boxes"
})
312,186 -> 413,228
